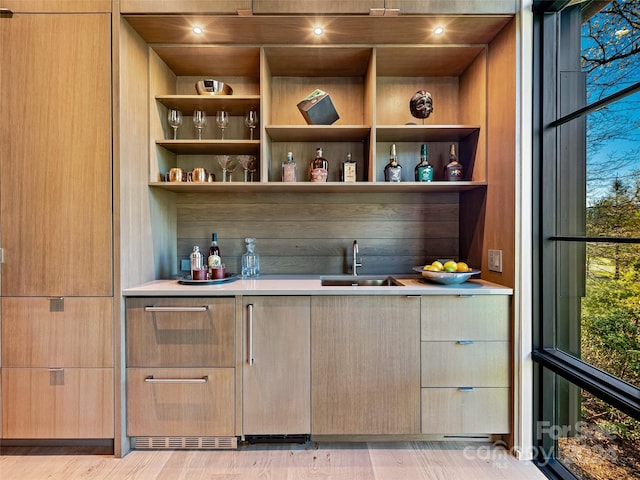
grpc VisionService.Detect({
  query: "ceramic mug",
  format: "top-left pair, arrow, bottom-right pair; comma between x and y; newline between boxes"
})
165,167 -> 183,182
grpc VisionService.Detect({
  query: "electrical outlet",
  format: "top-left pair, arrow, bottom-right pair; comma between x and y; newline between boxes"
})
181,258 -> 191,271
488,249 -> 503,273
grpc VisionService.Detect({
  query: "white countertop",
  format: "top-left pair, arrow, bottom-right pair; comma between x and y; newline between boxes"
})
122,275 -> 513,296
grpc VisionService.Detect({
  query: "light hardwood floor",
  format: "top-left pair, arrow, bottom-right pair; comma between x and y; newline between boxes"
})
0,442 -> 546,480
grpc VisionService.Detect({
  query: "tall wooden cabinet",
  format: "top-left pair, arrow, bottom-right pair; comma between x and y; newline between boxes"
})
0,8 -> 113,440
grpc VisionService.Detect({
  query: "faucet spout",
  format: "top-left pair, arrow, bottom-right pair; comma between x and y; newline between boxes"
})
352,240 -> 363,276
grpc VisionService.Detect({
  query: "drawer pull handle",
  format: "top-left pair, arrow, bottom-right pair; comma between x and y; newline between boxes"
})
145,306 -> 208,312
48,368 -> 64,372
457,340 -> 474,345
145,375 -> 208,383
459,387 -> 475,392
248,304 -> 255,365
0,8 -> 13,16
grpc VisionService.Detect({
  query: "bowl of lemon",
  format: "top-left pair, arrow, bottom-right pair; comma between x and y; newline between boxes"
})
412,260 -> 480,285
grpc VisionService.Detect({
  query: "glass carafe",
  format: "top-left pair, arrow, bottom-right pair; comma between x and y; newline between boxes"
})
241,238 -> 260,278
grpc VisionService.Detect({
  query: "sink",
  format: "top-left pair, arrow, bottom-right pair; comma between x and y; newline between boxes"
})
320,275 -> 404,287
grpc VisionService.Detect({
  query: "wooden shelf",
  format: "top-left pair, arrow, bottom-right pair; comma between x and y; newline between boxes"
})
156,140 -> 260,155
376,125 -> 480,142
149,181 -> 487,193
266,125 -> 371,142
156,95 -> 260,116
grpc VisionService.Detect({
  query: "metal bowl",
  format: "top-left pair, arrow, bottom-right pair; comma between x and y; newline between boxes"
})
195,79 -> 233,95
412,266 -> 481,285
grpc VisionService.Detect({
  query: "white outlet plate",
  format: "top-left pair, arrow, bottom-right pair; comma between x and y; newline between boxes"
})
488,249 -> 503,273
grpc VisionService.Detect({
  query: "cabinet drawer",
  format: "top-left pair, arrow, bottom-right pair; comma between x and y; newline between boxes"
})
2,297 -> 113,367
421,341 -> 509,387
126,367 -> 235,437
421,295 -> 509,341
421,387 -> 510,434
126,297 -> 235,367
2,367 -> 114,438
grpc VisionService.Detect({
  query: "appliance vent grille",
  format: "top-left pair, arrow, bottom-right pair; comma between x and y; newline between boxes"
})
133,436 -> 237,450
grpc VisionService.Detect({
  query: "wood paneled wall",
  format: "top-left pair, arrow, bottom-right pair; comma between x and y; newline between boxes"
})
175,191 -> 460,276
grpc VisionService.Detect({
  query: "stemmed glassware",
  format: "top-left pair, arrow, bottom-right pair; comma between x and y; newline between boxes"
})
216,110 -> 229,140
244,110 -> 258,140
237,155 -> 257,182
167,108 -> 183,140
216,155 -> 237,182
192,110 -> 207,140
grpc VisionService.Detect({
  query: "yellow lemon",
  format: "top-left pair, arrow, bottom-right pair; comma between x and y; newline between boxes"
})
423,265 -> 439,271
443,260 -> 458,271
457,262 -> 470,272
430,261 -> 444,271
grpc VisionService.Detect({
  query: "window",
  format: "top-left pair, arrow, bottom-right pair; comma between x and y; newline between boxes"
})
533,1 -> 640,479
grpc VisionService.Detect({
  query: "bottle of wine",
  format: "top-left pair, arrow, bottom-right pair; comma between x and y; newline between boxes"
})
309,147 -> 329,182
282,151 -> 297,182
445,144 -> 463,181
384,143 -> 402,182
341,152 -> 357,182
415,143 -> 433,182
208,232 -> 221,267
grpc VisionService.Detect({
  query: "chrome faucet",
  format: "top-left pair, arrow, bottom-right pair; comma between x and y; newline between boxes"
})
352,240 -> 363,276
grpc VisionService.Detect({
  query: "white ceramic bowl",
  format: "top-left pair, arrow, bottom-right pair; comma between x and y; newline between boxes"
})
412,266 -> 481,285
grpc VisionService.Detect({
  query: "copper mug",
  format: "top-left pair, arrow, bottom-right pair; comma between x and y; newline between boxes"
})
166,167 -> 183,182
188,168 -> 207,182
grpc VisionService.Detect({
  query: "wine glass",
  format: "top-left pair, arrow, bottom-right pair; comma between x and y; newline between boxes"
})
216,110 -> 229,140
237,155 -> 257,182
192,110 -> 207,140
167,108 -> 182,140
244,110 -> 258,140
216,155 -> 236,182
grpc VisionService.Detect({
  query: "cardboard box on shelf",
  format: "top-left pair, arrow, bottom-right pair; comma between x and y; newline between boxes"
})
297,89 -> 339,125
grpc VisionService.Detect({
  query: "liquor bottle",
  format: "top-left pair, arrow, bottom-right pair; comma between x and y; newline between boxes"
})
282,151 -> 297,182
384,143 -> 402,182
445,144 -> 463,181
414,143 -> 433,182
208,233 -> 221,267
341,152 -> 357,182
190,245 -> 202,278
309,147 -> 329,182
241,237 -> 260,278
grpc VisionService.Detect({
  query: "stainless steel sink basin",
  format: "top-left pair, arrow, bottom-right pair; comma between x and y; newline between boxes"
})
320,275 -> 403,287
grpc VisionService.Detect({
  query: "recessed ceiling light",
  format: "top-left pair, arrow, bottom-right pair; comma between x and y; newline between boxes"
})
433,26 -> 445,35
313,26 -> 324,36
192,26 -> 203,35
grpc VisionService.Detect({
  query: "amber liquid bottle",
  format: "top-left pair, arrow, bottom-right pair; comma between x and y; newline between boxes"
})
444,144 -> 463,181
384,144 -> 402,182
309,147 -> 329,182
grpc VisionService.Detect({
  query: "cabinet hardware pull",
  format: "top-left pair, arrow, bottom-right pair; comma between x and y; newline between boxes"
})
457,295 -> 473,298
458,387 -> 475,392
248,303 -> 255,365
457,340 -> 474,345
48,368 -> 64,372
0,8 -> 13,16
144,375 -> 208,383
144,306 -> 208,312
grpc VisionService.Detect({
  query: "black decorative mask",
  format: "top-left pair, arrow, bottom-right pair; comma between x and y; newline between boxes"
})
409,90 -> 433,119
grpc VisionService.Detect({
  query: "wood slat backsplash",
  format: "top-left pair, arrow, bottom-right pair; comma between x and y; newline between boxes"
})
176,191 -> 459,275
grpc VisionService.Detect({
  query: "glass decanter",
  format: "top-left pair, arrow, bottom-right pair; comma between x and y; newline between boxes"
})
241,237 -> 260,278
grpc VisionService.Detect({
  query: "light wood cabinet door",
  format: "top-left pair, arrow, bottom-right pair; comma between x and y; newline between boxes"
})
126,297 -> 235,368
127,367 -> 235,437
421,295 -> 509,341
2,297 -> 113,367
242,296 -> 310,435
120,0 -> 250,13
0,12 -> 112,297
311,295 -> 420,435
253,0 -> 383,14
2,367 -> 114,438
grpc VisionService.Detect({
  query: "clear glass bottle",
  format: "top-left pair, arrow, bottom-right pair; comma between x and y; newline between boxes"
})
309,147 -> 329,182
445,143 -> 463,181
341,152 -> 357,182
241,237 -> 260,278
282,151 -> 297,182
384,143 -> 402,182
415,144 -> 433,182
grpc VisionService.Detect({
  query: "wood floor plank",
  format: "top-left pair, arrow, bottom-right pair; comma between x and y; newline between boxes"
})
0,442 -> 547,480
